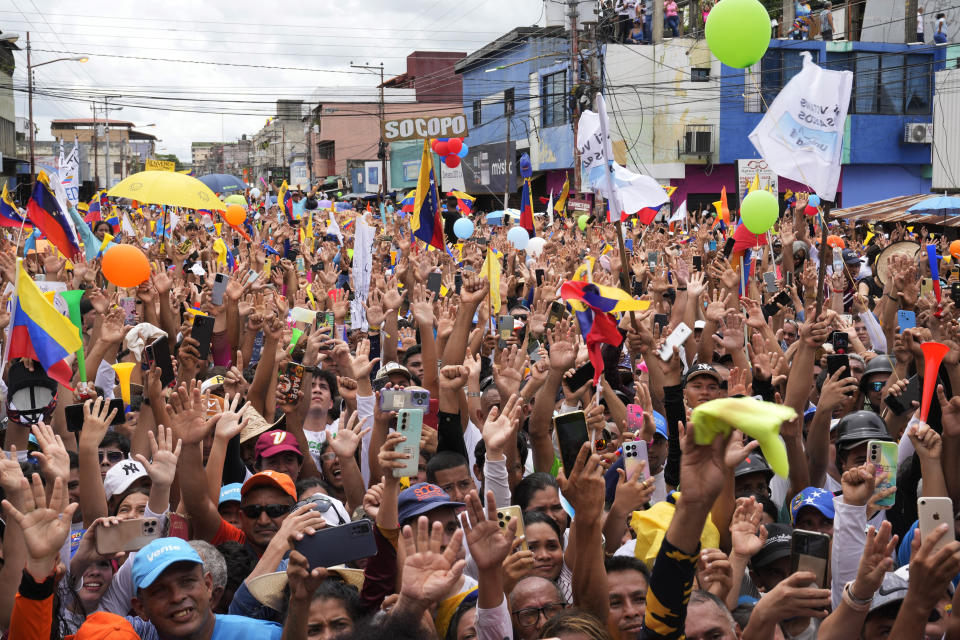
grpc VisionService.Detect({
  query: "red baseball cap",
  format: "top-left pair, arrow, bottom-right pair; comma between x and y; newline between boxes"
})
254,429 -> 303,461
241,470 -> 297,501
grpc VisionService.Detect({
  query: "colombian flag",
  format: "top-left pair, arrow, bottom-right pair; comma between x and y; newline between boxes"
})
519,177 -> 536,238
9,261 -> 82,385
0,184 -> 28,228
26,172 -> 81,259
411,138 -> 445,250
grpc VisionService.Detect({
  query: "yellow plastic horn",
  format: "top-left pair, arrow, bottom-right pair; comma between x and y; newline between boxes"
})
112,362 -> 137,408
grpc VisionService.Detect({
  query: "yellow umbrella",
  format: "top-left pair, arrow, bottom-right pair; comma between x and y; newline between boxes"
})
108,170 -> 226,211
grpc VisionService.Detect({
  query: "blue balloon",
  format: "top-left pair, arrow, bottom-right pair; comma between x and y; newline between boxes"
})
457,144 -> 469,158
437,138 -> 449,142
519,153 -> 533,178
453,217 -> 474,240
808,194 -> 821,207
507,225 -> 530,250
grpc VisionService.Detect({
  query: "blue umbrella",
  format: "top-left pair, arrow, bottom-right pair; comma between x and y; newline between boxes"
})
198,173 -> 246,193
907,195 -> 960,217
486,209 -> 520,225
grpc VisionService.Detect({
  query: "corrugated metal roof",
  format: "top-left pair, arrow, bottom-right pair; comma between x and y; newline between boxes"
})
832,193 -> 960,227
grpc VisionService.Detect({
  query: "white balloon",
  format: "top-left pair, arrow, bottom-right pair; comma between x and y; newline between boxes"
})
526,236 -> 546,257
507,226 -> 529,250
250,187 -> 261,199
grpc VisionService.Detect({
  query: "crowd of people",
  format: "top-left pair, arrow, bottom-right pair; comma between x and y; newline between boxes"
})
1,182 -> 960,640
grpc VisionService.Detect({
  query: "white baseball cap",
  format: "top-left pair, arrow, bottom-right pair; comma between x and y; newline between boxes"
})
103,458 -> 149,500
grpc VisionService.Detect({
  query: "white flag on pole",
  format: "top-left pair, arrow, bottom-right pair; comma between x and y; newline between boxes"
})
748,52 -> 852,201
58,137 -> 81,206
669,200 -> 688,223
546,191 -> 554,227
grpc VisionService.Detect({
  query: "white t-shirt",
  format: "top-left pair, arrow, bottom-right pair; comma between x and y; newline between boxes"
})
303,418 -> 340,469
918,12 -> 924,32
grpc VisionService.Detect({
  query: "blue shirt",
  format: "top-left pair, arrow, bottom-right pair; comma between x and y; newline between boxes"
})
212,614 -> 282,640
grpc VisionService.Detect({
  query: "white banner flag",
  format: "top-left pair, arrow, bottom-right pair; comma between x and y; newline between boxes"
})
578,95 -> 669,221
748,52 -> 852,202
58,137 -> 81,206
350,214 -> 376,330
669,200 -> 688,223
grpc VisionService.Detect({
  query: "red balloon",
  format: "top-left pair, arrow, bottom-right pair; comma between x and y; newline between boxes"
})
444,155 -> 461,168
435,141 -> 450,156
431,139 -> 442,153
447,138 -> 463,154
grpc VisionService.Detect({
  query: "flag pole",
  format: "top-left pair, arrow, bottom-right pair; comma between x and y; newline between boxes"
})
487,247 -> 493,327
815,204 -> 829,317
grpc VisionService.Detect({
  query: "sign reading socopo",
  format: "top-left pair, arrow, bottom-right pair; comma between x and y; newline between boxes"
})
383,115 -> 469,142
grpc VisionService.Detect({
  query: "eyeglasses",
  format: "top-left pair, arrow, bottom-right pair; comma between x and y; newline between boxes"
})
867,380 -> 885,392
513,603 -> 567,627
99,451 -> 124,464
320,452 -> 337,463
239,503 -> 292,519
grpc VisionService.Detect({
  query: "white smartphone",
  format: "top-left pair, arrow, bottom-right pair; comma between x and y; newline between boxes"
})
393,408 -> 424,479
918,497 -> 955,556
212,273 -> 228,305
658,322 -> 692,361
623,439 -> 649,483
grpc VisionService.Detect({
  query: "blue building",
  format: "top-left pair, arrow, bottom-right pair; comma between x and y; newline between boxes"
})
454,26 -> 575,207
720,40 -> 948,207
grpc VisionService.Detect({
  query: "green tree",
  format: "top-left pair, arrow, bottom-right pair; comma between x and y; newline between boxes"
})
154,153 -> 183,171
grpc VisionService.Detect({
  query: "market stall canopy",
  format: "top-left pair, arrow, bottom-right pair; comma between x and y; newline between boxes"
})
832,194 -> 960,227
108,171 -> 226,211
198,173 -> 246,193
907,195 -> 960,217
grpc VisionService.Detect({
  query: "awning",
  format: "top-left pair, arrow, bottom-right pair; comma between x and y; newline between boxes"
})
832,194 -> 960,227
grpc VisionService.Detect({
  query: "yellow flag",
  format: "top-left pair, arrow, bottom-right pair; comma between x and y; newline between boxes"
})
480,248 -> 501,313
213,238 -> 228,265
749,173 -> 760,193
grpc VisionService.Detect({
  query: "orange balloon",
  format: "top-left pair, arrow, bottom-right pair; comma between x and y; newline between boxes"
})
101,244 -> 151,288
225,204 -> 246,226
951,239 -> 960,259
826,235 -> 845,249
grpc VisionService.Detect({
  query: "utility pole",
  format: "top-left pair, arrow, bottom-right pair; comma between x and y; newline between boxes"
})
570,0 -> 581,195
103,95 -> 121,188
351,62 -> 387,195
905,0 -> 918,42
92,103 -> 99,189
26,32 -> 34,187
781,0 -> 794,38
504,102 -> 512,211
653,0 -> 664,43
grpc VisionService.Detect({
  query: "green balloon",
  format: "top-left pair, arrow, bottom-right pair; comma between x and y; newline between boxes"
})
705,0 -> 771,69
740,190 -> 779,234
337,191 -> 343,197
577,214 -> 589,231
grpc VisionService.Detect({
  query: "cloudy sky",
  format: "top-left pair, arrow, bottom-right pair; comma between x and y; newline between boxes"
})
5,0 -> 545,162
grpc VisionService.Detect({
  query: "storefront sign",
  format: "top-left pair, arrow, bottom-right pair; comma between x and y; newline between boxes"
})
382,115 -> 469,142
461,141 -> 516,194
737,159 -> 779,195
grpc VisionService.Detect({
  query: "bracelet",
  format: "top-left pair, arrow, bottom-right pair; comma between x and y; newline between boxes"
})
677,287 -> 687,291
832,289 -> 844,293
467,391 -> 481,398
886,294 -> 899,302
842,582 -> 873,611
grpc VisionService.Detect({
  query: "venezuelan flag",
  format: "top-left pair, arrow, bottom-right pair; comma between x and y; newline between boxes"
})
447,190 -> 475,214
519,177 -> 536,238
9,261 -> 82,385
0,184 -> 28,228
26,171 -> 81,259
411,139 -> 445,250
85,192 -> 102,223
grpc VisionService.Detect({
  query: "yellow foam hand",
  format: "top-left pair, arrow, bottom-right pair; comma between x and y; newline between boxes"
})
691,397 -> 797,478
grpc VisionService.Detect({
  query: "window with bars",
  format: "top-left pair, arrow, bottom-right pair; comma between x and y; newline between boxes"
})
541,71 -> 568,127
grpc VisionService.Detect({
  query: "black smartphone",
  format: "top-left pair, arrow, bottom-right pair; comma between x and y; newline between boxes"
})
566,361 -> 595,391
427,272 -> 443,297
693,255 -> 702,271
830,331 -> 849,355
722,237 -> 736,259
785,270 -> 793,288
952,282 -> 960,304
554,411 -> 589,477
65,398 -> 125,432
536,268 -> 545,286
826,354 -> 849,378
885,374 -> 920,416
145,336 -> 176,388
790,529 -> 830,588
546,300 -> 565,330
631,277 -> 644,297
454,273 -> 463,295
293,520 -> 378,570
191,315 -> 216,361
654,313 -> 669,330
233,238 -> 240,250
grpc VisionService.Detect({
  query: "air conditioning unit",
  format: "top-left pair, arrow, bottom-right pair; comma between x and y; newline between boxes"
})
904,122 -> 933,144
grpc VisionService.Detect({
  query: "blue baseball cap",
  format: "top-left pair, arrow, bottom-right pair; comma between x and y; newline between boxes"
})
790,487 -> 836,525
218,483 -> 242,506
652,410 -> 668,440
397,482 -> 463,525
133,537 -> 203,590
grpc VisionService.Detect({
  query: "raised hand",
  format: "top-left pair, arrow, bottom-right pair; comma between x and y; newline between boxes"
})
134,426 -> 183,488
286,550 -> 329,602
81,397 -> 119,446
328,412 -> 370,460
459,490 -> 516,572
30,421 -> 70,483
2,474 -> 78,576
730,496 -> 767,559
481,394 -> 522,456
399,516 -> 466,608
851,520 -> 898,600
214,394 -> 247,442
166,381 -> 219,445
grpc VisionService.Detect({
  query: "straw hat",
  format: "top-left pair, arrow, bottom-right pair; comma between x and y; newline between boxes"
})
246,565 -> 364,611
239,404 -> 282,443
875,241 -> 921,286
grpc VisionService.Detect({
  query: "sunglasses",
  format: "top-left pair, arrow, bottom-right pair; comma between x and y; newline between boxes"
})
99,451 -> 124,464
867,380 -> 885,392
240,503 -> 292,519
